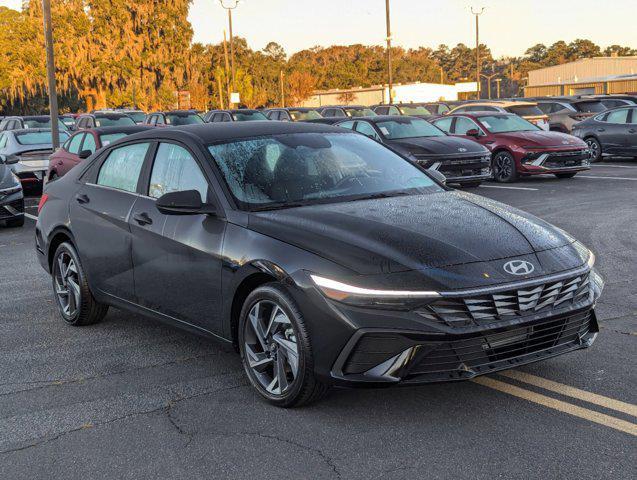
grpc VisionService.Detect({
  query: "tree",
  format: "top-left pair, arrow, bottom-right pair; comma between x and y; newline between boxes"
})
286,71 -> 317,105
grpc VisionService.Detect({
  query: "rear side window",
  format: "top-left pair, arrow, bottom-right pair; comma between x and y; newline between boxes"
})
574,101 -> 606,113
148,143 -> 208,200
97,143 -> 149,193
375,106 -> 389,115
605,109 -> 630,124
507,105 -> 544,116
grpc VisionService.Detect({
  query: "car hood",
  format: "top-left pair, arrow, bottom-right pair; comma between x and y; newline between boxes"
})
494,130 -> 587,148
0,164 -> 19,188
387,135 -> 487,155
248,191 -> 578,277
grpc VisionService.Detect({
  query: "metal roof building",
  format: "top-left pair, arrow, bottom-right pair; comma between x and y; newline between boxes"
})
525,57 -> 637,97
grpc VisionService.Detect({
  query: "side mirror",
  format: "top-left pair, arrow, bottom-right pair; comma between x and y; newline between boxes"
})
2,154 -> 19,165
465,128 -> 481,138
78,150 -> 92,159
428,169 -> 447,185
155,190 -> 216,216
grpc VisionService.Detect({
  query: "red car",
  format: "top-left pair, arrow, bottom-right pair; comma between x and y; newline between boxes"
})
47,125 -> 152,180
431,112 -> 591,182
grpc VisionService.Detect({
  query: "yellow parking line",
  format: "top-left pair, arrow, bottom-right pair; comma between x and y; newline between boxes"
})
472,376 -> 637,437
499,370 -> 637,418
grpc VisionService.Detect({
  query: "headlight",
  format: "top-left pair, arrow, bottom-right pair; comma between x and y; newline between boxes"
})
310,274 -> 440,309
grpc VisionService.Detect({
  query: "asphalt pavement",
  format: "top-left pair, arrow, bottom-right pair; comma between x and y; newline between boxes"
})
1,160 -> 636,479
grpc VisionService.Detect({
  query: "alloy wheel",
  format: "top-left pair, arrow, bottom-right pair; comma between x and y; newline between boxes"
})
494,153 -> 513,181
586,138 -> 600,162
243,300 -> 299,396
54,252 -> 81,318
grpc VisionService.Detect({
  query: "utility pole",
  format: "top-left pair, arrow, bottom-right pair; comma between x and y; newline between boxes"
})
471,7 -> 485,100
42,0 -> 60,149
220,1 -> 240,105
385,0 -> 393,104
280,70 -> 285,107
222,30 -> 231,105
480,73 -> 498,99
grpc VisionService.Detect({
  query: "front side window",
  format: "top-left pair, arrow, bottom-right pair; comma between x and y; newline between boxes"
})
208,132 -> 442,210
605,108 -> 630,124
337,121 -> 355,130
67,133 -> 85,154
97,143 -> 149,193
82,133 -> 97,153
165,114 -> 203,125
376,118 -> 446,139
454,117 -> 482,135
355,121 -> 381,141
477,114 -> 538,133
148,143 -> 209,200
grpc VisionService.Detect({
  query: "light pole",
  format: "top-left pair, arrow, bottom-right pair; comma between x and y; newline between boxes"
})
480,73 -> 498,99
219,0 -> 240,104
495,78 -> 502,98
385,0 -> 393,104
42,0 -> 60,149
471,7 -> 485,99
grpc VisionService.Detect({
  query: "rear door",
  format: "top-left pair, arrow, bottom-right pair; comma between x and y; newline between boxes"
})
625,108 -> 637,156
598,108 -> 631,154
128,142 -> 226,335
70,141 -> 152,301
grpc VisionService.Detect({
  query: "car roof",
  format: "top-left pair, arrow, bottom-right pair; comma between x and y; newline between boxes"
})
457,100 -> 537,107
350,115 -> 420,123
121,121 -> 346,144
88,125 -> 154,135
445,111 -> 515,119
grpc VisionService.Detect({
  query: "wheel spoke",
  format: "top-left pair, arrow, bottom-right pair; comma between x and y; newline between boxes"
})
245,344 -> 273,372
265,305 -> 288,337
66,260 -> 77,275
248,304 -> 268,350
273,333 -> 299,377
67,277 -> 80,314
275,354 -> 288,393
266,376 -> 279,394
57,255 -> 67,282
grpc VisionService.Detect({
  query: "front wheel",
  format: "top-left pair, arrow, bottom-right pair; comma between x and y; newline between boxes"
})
492,151 -> 518,183
555,172 -> 578,179
238,283 -> 329,407
585,137 -> 602,162
52,242 -> 108,326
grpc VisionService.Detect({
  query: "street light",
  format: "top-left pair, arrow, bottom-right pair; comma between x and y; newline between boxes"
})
42,0 -> 60,149
471,7 -> 485,99
494,78 -> 502,99
480,73 -> 499,99
385,0 -> 393,104
219,0 -> 241,105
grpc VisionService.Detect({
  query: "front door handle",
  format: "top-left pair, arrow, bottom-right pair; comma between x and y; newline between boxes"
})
596,128 -> 606,132
75,193 -> 89,204
132,212 -> 153,226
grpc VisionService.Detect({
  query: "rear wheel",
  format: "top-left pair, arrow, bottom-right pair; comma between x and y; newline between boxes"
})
238,283 -> 329,407
555,172 -> 578,179
492,151 -> 518,183
585,137 -> 602,162
52,242 -> 108,326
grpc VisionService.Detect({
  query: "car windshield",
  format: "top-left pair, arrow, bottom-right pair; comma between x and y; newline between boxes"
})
232,111 -> 268,121
24,118 -> 69,131
166,113 -> 203,125
507,105 -> 544,116
399,105 -> 432,116
15,131 -> 69,145
95,116 -> 136,127
477,114 -> 538,133
99,132 -> 129,146
376,118 -> 446,139
207,132 -> 442,210
126,112 -> 146,123
345,108 -> 377,117
289,110 -> 322,120
573,101 -> 606,113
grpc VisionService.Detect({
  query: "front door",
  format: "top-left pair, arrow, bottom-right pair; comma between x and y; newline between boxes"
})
597,108 -> 630,154
70,142 -> 152,301
129,142 -> 226,335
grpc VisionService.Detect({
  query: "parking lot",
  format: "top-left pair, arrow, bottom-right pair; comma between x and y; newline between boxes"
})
1,161 -> 636,479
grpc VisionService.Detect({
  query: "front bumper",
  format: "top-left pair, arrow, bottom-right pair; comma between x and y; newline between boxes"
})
0,190 -> 24,222
519,149 -> 591,175
416,155 -> 492,184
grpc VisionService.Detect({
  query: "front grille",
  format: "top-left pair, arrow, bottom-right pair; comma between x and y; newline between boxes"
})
543,149 -> 589,168
416,272 -> 591,328
408,309 -> 593,378
0,199 -> 24,219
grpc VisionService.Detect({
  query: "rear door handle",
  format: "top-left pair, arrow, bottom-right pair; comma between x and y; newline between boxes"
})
75,193 -> 89,204
132,212 -> 153,226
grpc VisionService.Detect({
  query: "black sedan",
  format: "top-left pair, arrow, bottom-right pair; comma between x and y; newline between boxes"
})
336,115 -> 491,187
36,121 -> 603,407
571,106 -> 637,161
0,154 -> 24,227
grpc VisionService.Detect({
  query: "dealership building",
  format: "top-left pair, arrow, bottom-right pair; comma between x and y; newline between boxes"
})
524,56 -> 637,97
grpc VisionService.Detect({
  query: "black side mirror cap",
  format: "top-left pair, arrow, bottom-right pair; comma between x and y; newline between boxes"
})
465,128 -> 481,138
78,150 -> 92,159
155,190 -> 216,216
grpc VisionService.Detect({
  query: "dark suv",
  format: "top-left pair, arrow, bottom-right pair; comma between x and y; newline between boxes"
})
531,97 -> 607,133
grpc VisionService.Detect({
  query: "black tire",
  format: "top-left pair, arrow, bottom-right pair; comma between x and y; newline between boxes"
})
51,242 -> 108,326
458,181 -> 482,188
5,216 -> 25,228
238,283 -> 330,407
492,151 -> 518,183
585,137 -> 602,163
555,172 -> 578,179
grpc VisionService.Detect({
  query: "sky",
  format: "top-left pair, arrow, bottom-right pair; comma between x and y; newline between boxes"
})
2,0 -> 635,58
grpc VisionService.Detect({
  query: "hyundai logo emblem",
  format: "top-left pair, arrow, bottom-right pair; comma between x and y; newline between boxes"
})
503,260 -> 535,276
458,147 -> 468,152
